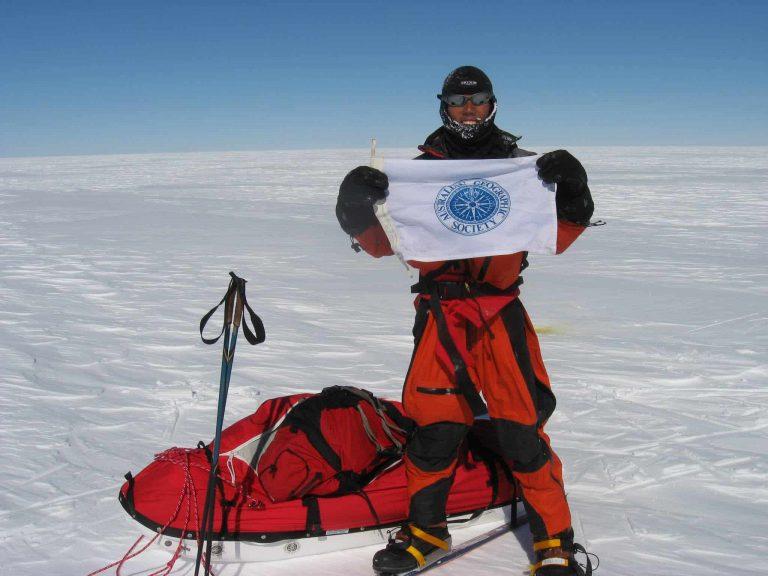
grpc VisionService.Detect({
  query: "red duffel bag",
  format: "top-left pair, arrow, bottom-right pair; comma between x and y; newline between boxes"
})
255,386 -> 413,501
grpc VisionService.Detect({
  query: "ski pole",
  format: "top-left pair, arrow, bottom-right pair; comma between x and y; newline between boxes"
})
195,272 -> 265,576
195,278 -> 236,576
197,286 -> 237,576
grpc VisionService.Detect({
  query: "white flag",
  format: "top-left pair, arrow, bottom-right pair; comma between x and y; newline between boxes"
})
374,156 -> 557,262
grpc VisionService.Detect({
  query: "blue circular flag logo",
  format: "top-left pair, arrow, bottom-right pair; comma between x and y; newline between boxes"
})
434,178 -> 511,236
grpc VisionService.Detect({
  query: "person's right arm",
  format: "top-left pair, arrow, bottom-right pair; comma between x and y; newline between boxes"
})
335,166 -> 394,257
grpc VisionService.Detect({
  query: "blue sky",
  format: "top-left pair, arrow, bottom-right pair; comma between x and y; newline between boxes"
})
1,0 -> 766,157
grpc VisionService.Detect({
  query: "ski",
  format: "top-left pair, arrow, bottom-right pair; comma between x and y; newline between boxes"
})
386,514 -> 529,576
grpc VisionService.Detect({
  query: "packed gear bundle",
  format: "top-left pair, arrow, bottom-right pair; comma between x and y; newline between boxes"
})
97,273 -> 525,575
117,389 -> 522,564
256,385 -> 412,502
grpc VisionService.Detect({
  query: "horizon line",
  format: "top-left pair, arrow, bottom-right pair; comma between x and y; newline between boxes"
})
2,143 -> 767,161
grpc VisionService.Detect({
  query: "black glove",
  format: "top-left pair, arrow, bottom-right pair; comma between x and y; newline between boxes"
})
336,166 -> 389,236
537,149 -> 587,191
537,150 -> 594,225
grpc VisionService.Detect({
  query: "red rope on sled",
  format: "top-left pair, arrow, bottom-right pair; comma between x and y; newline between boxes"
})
85,534 -> 156,576
149,448 -> 217,576
115,535 -> 146,576
86,447 -> 217,576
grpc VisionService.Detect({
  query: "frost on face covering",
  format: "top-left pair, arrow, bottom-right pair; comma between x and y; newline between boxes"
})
440,102 -> 498,141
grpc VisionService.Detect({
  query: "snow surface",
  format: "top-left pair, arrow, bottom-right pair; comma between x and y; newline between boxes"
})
0,147 -> 766,576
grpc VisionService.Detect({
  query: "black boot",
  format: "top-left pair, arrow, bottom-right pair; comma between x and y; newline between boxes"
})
372,524 -> 452,575
531,528 -> 593,576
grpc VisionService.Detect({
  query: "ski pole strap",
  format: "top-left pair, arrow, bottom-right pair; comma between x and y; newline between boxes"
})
199,272 -> 266,346
230,271 -> 266,345
199,276 -> 237,345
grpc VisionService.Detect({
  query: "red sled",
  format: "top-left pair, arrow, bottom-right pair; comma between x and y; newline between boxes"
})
118,387 -> 521,563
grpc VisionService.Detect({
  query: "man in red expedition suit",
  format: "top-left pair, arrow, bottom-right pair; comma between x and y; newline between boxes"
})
336,66 -> 595,576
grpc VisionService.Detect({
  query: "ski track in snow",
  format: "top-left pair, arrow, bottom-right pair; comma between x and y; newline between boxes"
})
0,147 -> 766,576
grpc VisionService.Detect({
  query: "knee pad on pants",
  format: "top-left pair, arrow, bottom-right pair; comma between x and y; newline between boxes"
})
406,422 -> 469,472
492,419 -> 549,472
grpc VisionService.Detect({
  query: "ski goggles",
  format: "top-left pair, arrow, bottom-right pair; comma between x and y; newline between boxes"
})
437,92 -> 494,107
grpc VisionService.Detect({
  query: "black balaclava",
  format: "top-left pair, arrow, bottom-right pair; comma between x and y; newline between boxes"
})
438,65 -> 498,142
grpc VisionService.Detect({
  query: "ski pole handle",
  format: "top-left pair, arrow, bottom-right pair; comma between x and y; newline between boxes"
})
231,276 -> 245,330
199,272 -> 265,346
223,280 -> 235,327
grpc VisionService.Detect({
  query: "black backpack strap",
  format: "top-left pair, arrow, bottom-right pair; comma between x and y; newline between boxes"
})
284,397 -> 343,473
408,263 -> 490,417
247,397 -> 308,471
427,284 -> 487,417
352,488 -> 383,528
477,257 -> 492,282
302,496 -> 322,535
409,261 -> 456,295
281,387 -> 411,496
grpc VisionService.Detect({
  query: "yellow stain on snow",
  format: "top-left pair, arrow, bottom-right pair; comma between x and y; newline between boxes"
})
534,325 -> 563,335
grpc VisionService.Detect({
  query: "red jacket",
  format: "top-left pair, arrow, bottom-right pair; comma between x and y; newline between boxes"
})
350,134 -> 590,370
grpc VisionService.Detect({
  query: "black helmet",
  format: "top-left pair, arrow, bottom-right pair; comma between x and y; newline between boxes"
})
437,65 -> 498,141
440,65 -> 494,98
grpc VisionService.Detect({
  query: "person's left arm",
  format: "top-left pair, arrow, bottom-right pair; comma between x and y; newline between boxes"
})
536,150 -> 595,254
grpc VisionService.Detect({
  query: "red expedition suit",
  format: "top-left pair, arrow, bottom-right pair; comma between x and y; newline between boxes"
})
344,127 -> 592,540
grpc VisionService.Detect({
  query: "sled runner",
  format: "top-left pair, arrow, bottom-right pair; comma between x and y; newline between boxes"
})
119,387 -> 521,563
142,505 -> 520,563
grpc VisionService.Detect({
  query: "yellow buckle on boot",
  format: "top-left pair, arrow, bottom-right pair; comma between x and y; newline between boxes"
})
409,525 -> 450,551
404,525 -> 450,567
533,538 -> 561,552
405,545 -> 427,567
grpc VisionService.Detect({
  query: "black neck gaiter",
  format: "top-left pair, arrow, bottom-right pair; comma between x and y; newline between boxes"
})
440,125 -> 512,159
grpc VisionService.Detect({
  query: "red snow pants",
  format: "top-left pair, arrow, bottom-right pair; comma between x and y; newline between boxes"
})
402,297 -> 572,539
